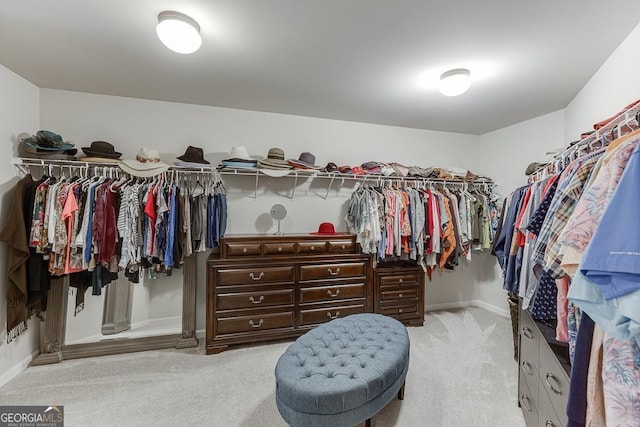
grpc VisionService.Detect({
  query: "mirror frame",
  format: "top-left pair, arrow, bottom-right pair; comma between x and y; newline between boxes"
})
31,255 -> 198,365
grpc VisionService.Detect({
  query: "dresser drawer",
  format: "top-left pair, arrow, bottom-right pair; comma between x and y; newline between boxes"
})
520,310 -> 540,369
224,242 -> 262,257
327,239 -> 356,253
519,352 -> 538,402
216,289 -> 294,311
538,380 -> 565,427
215,266 -> 294,286
379,273 -> 420,286
299,262 -> 366,281
299,304 -> 365,326
379,285 -> 418,301
379,300 -> 420,318
297,241 -> 327,254
216,311 -> 294,335
299,283 -> 365,304
263,242 -> 296,255
539,340 -> 569,420
519,369 -> 539,427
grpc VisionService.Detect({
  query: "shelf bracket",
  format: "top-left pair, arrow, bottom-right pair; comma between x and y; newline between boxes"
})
252,172 -> 259,199
321,174 -> 336,199
287,172 -> 299,199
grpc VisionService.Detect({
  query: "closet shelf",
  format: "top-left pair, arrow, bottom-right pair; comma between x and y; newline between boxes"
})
218,167 -> 495,199
13,158 -> 494,200
529,101 -> 640,180
13,156 -> 219,176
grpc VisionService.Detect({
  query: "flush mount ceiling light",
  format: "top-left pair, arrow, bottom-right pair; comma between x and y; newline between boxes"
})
439,68 -> 471,97
156,11 -> 202,54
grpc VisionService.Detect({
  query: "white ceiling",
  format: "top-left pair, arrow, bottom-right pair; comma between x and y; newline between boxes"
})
2,1 -> 640,135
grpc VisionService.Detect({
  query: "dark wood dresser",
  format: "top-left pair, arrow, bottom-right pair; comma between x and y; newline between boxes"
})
374,262 -> 425,326
206,234 -> 373,354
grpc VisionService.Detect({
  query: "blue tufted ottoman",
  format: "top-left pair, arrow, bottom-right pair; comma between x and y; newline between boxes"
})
275,313 -> 410,427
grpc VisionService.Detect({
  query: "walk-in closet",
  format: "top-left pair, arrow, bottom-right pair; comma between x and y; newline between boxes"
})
1,2 -> 640,426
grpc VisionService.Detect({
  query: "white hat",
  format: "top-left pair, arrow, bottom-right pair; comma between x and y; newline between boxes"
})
225,146 -> 255,162
119,147 -> 169,177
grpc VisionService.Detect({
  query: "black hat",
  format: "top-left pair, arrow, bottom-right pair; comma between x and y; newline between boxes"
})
82,141 -> 122,159
177,146 -> 210,164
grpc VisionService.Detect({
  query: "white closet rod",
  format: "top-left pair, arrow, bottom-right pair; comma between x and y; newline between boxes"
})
13,157 -> 220,179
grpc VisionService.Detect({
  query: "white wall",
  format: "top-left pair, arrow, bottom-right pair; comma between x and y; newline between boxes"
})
476,110 -> 566,312
0,65 -> 40,387
565,21 -> 640,141
39,89 -> 489,332
478,110 -> 566,196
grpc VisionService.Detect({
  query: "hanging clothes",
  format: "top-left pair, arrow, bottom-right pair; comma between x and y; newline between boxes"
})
0,168 -> 228,327
496,113 -> 640,427
346,180 -> 497,274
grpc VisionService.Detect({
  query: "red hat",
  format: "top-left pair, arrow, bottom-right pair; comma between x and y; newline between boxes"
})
310,222 -> 344,235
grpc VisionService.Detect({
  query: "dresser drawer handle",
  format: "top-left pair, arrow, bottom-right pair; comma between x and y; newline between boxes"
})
249,272 -> 265,281
520,394 -> 532,412
398,293 -> 404,298
327,267 -> 341,276
545,373 -> 562,395
398,308 -> 403,313
522,327 -> 533,339
242,248 -> 248,253
326,311 -> 340,320
341,244 -> 346,249
521,361 -> 533,376
249,296 -> 265,304
310,245 -> 315,251
399,278 -> 404,283
249,319 -> 264,328
545,421 -> 556,427
327,289 -> 341,297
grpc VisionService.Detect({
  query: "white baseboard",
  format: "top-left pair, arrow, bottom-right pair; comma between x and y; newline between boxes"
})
0,349 -> 39,388
472,299 -> 510,318
425,299 -> 510,319
425,300 -> 474,312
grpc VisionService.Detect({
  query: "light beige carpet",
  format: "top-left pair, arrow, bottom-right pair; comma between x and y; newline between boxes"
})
0,307 -> 525,426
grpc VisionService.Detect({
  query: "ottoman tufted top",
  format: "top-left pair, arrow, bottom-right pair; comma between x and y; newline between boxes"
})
275,313 -> 410,415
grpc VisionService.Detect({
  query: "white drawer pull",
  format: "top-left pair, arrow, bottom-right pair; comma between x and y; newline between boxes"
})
277,247 -> 283,252
310,245 -> 315,251
249,319 -> 264,328
327,267 -> 341,276
249,272 -> 265,281
341,244 -> 346,249
327,289 -> 341,297
398,293 -> 403,298
522,327 -> 533,339
398,308 -> 403,313
242,248 -> 248,253
249,296 -> 265,304
521,361 -> 533,376
399,278 -> 404,283
545,421 -> 556,427
326,311 -> 340,320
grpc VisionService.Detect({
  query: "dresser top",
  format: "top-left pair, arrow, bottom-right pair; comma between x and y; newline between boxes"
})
221,233 -> 356,239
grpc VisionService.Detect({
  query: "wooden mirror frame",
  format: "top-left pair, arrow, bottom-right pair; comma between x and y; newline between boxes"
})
31,255 -> 198,365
